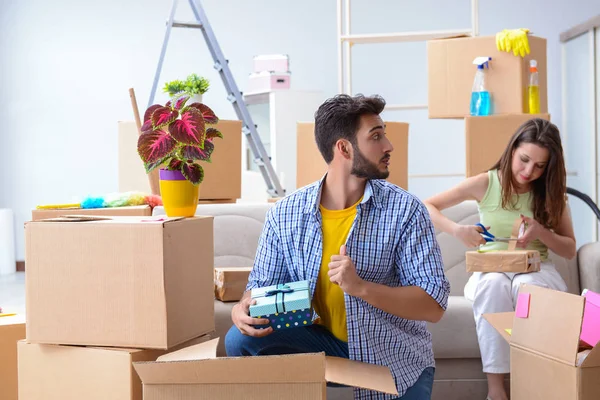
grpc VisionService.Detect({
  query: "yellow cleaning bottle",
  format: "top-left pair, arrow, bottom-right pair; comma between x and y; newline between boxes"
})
528,60 -> 540,114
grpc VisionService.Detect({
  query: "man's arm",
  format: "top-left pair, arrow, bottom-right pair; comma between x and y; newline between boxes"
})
328,202 -> 450,322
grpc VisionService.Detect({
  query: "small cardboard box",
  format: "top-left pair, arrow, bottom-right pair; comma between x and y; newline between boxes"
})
0,315 -> 26,400
296,121 -> 408,189
25,216 -> 215,349
32,205 -> 152,221
484,284 -> 600,400
17,335 -> 210,400
133,338 -> 399,399
466,250 -> 541,273
249,281 -> 313,330
214,267 -> 252,302
118,120 -> 242,200
465,114 -> 551,177
428,35 -> 547,118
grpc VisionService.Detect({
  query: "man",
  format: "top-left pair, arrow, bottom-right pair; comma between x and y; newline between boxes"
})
225,94 -> 450,400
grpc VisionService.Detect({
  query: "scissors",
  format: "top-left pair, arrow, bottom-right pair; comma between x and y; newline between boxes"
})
475,223 -> 514,243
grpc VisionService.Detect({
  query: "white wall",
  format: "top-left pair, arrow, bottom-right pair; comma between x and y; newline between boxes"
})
1,0 -> 599,259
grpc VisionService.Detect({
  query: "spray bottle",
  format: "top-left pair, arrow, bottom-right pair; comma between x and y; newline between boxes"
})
528,60 -> 540,114
470,57 -> 492,116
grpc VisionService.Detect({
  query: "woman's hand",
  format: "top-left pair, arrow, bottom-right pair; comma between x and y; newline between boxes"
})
517,214 -> 543,248
453,224 -> 488,248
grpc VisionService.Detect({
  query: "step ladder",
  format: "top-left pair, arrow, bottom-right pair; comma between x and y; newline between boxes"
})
147,0 -> 285,198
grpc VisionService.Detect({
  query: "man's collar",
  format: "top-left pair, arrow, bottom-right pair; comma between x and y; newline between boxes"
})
303,174 -> 383,214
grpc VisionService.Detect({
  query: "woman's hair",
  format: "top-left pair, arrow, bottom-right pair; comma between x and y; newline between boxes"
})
490,118 -> 566,229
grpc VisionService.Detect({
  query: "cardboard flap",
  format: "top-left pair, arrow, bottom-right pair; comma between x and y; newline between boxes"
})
324,356 -> 398,396
581,345 -> 600,367
482,312 -> 515,343
512,284 -> 584,366
156,338 -> 219,362
134,352 -> 325,385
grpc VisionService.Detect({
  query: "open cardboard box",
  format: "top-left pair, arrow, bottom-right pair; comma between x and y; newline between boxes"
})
133,338 -> 399,399
483,284 -> 600,399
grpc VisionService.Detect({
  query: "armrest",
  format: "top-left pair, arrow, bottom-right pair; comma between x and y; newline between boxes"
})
577,242 -> 600,293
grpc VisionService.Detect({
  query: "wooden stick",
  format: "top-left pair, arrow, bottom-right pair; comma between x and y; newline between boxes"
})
129,88 -> 160,195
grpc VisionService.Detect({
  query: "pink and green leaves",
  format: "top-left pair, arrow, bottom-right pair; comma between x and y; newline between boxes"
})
168,108 -> 205,146
138,128 -> 177,164
182,162 -> 204,185
137,97 -> 222,186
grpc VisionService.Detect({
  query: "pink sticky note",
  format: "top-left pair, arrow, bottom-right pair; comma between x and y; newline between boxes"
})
515,293 -> 531,318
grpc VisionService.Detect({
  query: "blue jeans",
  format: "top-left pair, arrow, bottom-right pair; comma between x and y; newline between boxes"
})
225,324 -> 435,399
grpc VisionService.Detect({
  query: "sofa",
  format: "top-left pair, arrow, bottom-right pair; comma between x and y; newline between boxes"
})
153,201 -> 600,400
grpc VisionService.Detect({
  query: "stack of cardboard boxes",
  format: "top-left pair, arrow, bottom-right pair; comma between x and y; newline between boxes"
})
427,34 -> 550,175
18,215 -> 216,400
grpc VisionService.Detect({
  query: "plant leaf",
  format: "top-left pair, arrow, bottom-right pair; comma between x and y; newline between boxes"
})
168,158 -> 183,170
166,100 -> 172,109
187,103 -> 218,124
143,104 -> 162,124
137,129 -> 177,163
205,128 -> 223,140
141,120 -> 153,134
182,163 -> 204,185
173,95 -> 190,111
151,106 -> 178,128
144,155 -> 170,173
181,141 -> 214,162
168,108 -> 205,145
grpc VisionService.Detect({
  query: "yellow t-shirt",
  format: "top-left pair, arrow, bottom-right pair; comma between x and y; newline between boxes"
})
313,197 -> 362,342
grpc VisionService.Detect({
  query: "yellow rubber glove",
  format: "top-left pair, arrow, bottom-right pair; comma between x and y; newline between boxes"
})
496,28 -> 531,57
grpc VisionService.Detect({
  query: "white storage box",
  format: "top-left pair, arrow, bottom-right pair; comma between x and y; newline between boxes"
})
246,71 -> 291,94
253,54 -> 290,73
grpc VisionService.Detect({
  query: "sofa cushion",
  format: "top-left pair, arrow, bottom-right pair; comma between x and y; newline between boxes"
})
428,296 -> 480,359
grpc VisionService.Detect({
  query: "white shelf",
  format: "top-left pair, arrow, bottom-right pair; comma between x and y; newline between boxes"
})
340,29 -> 472,45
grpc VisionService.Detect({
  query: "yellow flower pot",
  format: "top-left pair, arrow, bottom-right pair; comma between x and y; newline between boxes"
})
159,169 -> 199,217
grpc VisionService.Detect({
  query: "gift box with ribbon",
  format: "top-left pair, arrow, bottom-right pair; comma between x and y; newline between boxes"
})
249,280 -> 313,330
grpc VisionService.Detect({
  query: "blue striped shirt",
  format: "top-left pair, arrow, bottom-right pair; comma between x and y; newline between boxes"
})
247,178 -> 450,399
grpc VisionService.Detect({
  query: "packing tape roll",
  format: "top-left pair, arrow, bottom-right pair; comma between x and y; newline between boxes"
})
0,209 -> 16,275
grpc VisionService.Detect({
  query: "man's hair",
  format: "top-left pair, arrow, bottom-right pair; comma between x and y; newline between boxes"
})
314,94 -> 386,163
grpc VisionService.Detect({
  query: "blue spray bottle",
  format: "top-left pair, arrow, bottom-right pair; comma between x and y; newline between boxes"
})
470,57 -> 492,116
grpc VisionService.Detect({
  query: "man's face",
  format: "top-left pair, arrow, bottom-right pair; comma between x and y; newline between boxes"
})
350,114 -> 393,179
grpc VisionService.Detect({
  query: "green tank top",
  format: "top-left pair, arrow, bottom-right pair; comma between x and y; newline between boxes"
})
477,170 -> 548,261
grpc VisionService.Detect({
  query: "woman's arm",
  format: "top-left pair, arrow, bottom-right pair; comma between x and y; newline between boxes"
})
424,173 -> 489,247
518,203 -> 577,259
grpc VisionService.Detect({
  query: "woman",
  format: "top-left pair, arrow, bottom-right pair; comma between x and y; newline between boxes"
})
424,118 -> 576,400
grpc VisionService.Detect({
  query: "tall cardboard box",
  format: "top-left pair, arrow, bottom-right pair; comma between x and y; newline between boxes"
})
32,205 -> 152,221
0,315 -> 26,400
428,35 -> 547,118
133,338 -> 399,399
18,335 -> 210,400
296,122 -> 408,189
25,216 -> 215,349
465,114 -> 551,177
484,284 -> 600,400
118,120 -> 242,200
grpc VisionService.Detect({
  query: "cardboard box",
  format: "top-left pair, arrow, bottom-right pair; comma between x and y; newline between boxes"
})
466,114 -> 551,177
18,335 -> 210,400
249,280 -> 313,330
296,122 -> 408,189
118,120 -> 242,200
32,205 -> 152,221
0,315 -> 26,400
25,216 -> 215,349
484,284 -> 600,400
133,337 -> 399,399
466,250 -> 541,273
214,267 -> 252,302
428,35 -> 547,118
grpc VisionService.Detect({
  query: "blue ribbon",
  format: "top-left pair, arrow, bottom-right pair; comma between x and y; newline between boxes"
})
264,284 -> 294,313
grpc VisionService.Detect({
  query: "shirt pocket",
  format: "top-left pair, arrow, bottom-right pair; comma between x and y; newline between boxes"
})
349,222 -> 396,284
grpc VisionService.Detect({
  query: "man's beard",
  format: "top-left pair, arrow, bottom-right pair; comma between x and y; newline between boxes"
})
350,144 -> 390,180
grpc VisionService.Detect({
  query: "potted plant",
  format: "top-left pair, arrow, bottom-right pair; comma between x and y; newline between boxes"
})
163,74 -> 210,104
137,94 -> 223,217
